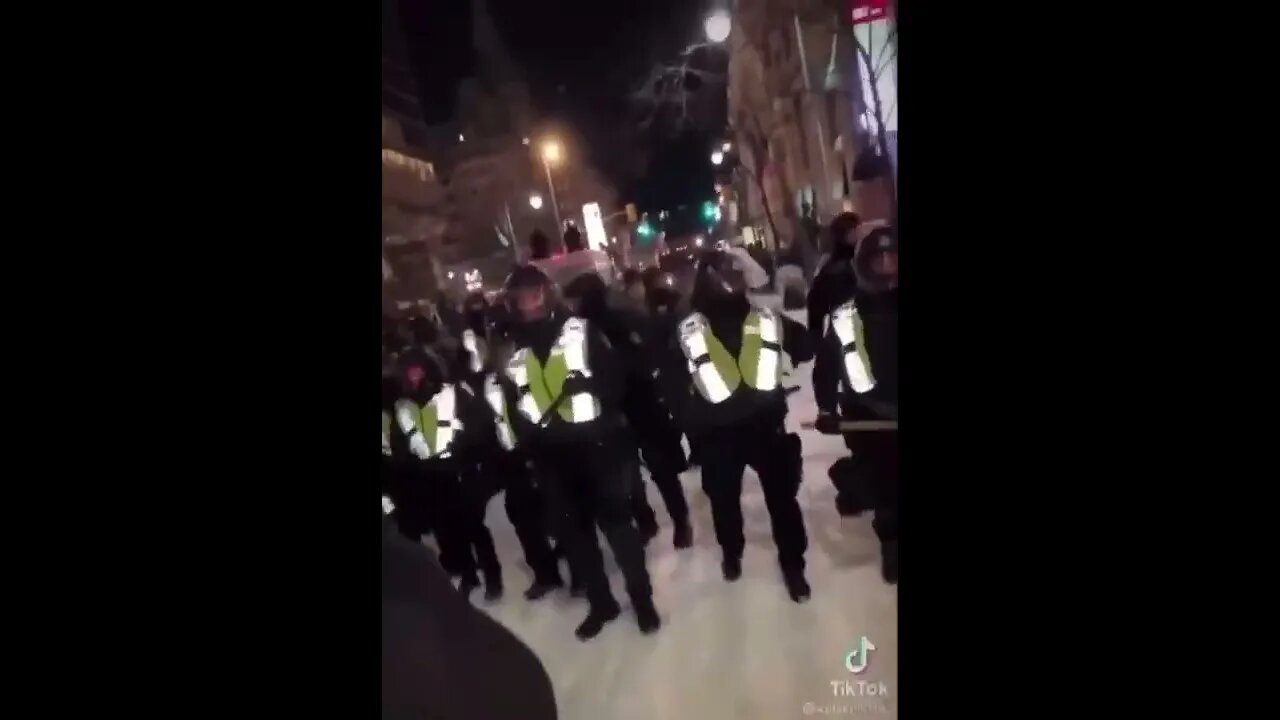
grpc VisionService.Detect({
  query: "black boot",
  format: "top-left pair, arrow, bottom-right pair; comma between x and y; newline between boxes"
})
524,573 -> 563,601
458,575 -> 480,599
566,567 -> 586,598
483,569 -> 504,602
637,517 -> 660,546
672,522 -> 693,549
574,602 -> 621,641
783,568 -> 811,603
835,492 -> 866,517
881,540 -> 898,585
634,597 -> 661,635
722,555 -> 742,582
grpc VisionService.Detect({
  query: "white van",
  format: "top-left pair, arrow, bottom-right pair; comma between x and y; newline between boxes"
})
531,248 -> 616,289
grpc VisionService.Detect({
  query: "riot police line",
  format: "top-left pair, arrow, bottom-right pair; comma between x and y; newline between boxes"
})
380,218 -> 898,642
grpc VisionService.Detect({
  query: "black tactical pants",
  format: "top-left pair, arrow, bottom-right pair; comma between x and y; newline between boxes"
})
628,422 -> 691,533
484,450 -> 560,584
858,431 -> 898,546
698,418 -> 808,572
400,459 -> 500,586
537,434 -> 653,611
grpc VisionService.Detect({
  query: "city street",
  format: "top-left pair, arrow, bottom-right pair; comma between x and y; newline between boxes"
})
470,310 -> 899,720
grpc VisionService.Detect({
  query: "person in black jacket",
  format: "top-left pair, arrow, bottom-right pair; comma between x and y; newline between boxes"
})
529,229 -> 553,261
562,272 -> 693,550
807,211 -> 862,346
392,345 -> 504,600
382,517 -> 558,720
806,212 -> 877,516
496,265 -> 660,639
449,292 -> 564,600
656,249 -> 816,602
812,222 -> 898,583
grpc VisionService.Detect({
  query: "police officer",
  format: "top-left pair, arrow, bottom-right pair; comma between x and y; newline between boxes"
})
451,291 -> 564,600
808,212 -> 863,346
393,345 -> 504,600
642,268 -> 704,470
562,272 -> 693,550
495,265 -> 660,639
812,221 -> 898,583
807,213 -> 874,516
656,249 -> 816,602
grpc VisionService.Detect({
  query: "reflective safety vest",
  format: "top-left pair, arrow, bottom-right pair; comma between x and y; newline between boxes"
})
677,308 -> 783,403
381,411 -> 392,457
504,317 -> 602,425
830,300 -> 876,394
394,384 -> 464,460
461,329 -> 486,374
483,374 -> 517,451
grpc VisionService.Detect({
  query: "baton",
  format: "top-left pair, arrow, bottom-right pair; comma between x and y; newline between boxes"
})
801,419 -> 898,432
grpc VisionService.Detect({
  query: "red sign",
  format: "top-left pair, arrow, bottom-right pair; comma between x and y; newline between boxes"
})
850,0 -> 890,25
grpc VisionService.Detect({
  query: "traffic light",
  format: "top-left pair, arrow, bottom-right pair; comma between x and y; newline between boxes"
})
701,200 -> 720,224
636,220 -> 655,244
625,203 -> 638,224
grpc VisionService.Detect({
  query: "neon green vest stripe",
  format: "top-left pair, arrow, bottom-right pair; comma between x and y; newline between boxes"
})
701,327 -> 742,395
523,351 -> 573,422
852,312 -> 874,385
739,311 -> 765,387
399,400 -> 443,456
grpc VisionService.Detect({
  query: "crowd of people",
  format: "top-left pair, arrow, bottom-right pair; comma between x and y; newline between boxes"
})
380,218 -> 898,643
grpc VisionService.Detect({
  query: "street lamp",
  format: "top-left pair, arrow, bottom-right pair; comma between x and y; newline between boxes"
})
539,139 -> 564,232
529,193 -> 544,210
704,10 -> 731,43
711,150 -> 725,165
722,141 -> 732,153
541,140 -> 563,165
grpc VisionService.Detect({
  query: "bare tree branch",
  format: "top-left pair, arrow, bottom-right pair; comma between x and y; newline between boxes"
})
873,49 -> 897,80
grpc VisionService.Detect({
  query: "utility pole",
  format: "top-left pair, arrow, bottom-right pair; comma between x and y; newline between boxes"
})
794,14 -> 832,221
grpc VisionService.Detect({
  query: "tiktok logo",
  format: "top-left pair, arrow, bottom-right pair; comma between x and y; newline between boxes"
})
844,636 -> 876,674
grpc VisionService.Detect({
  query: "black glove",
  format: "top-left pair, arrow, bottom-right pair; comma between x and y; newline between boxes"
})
814,412 -> 842,435
559,371 -> 592,397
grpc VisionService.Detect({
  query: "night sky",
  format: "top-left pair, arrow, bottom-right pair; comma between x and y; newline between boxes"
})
398,0 -> 726,221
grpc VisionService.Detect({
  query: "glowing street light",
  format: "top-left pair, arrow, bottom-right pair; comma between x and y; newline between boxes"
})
541,139 -> 563,165
722,141 -> 732,153
710,150 -> 725,165
539,139 -> 564,230
529,193 -> 544,210
704,10 -> 731,43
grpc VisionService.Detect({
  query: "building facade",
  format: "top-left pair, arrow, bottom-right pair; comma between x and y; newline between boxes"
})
726,0 -> 896,254
382,0 -> 448,312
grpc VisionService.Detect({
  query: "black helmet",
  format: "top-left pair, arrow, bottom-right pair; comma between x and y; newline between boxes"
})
397,347 -> 445,400
643,269 -> 681,316
853,222 -> 898,294
691,249 -> 748,310
503,264 -> 560,324
408,313 -> 440,345
827,211 -> 862,258
562,272 -> 609,321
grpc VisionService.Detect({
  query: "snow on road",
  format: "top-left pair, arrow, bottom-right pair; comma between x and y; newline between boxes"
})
473,309 -> 897,720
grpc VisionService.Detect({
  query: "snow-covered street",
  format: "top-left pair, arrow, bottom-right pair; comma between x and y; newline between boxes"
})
472,337 -> 898,720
